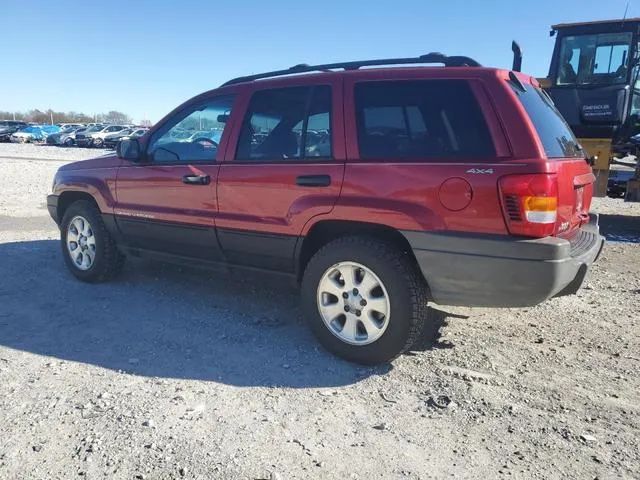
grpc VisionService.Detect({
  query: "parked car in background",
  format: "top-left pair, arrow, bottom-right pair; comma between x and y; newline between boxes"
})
47,126 -> 84,146
607,168 -> 635,198
103,128 -> 148,149
0,120 -> 28,142
74,125 -> 105,147
56,123 -> 84,130
10,125 -> 61,143
75,125 -> 127,148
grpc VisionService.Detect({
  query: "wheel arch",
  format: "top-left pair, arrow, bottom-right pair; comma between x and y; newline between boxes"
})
57,191 -> 100,223
295,219 -> 419,283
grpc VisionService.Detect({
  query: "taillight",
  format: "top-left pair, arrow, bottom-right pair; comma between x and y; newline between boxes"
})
499,174 -> 558,237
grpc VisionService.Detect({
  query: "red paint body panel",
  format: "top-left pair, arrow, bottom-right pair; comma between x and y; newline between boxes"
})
115,162 -> 219,226
216,163 -> 345,235
53,156 -> 122,212
217,74 -> 346,236
51,66 -> 595,248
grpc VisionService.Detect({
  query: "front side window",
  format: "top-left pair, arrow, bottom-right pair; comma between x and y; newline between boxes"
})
556,32 -> 633,85
148,95 -> 235,163
354,80 -> 494,159
236,86 -> 332,161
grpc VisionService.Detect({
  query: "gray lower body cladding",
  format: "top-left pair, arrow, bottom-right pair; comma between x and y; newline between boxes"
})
403,214 -> 605,308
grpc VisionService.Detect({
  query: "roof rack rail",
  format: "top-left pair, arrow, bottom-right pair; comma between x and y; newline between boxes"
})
221,53 -> 481,86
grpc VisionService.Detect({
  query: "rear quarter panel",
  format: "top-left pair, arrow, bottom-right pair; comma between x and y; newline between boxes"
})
304,70 -> 542,235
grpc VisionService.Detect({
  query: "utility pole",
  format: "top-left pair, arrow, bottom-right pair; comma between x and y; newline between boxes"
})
50,111 -> 54,125
13,112 -> 16,121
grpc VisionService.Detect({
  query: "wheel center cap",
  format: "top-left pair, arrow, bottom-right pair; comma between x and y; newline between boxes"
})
79,236 -> 87,247
346,294 -> 361,312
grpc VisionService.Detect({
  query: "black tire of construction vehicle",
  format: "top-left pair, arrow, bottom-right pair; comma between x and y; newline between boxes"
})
301,236 -> 429,364
60,200 -> 125,283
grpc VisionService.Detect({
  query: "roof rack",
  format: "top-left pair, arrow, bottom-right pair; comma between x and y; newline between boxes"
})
221,53 -> 482,86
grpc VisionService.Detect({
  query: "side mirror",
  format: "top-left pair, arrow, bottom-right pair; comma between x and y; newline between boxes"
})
117,138 -> 141,161
217,114 -> 230,123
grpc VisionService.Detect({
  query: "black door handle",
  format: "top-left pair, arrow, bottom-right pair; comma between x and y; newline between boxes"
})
183,174 -> 211,185
296,175 -> 331,187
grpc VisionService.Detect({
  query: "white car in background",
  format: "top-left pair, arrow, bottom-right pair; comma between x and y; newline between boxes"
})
75,125 -> 128,148
90,125 -> 129,148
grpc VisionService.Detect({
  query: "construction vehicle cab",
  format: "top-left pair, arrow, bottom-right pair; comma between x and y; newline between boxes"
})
543,18 -> 640,197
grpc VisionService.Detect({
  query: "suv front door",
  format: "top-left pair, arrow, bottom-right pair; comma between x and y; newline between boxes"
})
217,80 -> 345,272
114,94 -> 237,260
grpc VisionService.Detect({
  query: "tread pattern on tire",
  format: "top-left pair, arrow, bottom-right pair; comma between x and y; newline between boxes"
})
303,235 -> 429,363
61,200 -> 125,283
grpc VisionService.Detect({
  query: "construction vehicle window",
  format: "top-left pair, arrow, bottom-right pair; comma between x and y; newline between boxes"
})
557,32 -> 632,86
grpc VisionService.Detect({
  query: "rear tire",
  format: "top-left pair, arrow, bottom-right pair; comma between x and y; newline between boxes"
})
64,137 -> 74,147
60,200 -> 125,282
93,138 -> 104,148
301,236 -> 429,364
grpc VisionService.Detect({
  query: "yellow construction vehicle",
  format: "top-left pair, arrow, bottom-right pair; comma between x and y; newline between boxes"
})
535,18 -> 640,199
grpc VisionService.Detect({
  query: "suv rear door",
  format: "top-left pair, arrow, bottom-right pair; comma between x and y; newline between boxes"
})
216,78 -> 345,272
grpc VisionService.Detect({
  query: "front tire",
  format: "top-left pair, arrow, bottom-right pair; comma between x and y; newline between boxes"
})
60,200 -> 125,282
93,138 -> 104,148
301,236 -> 429,364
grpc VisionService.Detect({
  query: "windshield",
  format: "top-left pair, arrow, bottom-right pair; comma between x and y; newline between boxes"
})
86,125 -> 104,133
556,32 -> 633,86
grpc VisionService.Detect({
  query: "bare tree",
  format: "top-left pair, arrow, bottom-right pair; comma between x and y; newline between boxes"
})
103,111 -> 132,124
1,109 -> 134,124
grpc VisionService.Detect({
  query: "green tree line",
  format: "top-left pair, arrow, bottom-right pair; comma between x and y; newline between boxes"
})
0,109 -> 133,125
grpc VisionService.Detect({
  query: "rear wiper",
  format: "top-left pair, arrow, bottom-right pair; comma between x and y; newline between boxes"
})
509,71 -> 527,92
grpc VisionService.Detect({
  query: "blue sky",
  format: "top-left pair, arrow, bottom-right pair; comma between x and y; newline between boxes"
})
1,0 -> 637,123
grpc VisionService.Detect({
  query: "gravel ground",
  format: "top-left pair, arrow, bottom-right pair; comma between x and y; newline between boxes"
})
0,145 -> 638,479
0,142 -> 110,162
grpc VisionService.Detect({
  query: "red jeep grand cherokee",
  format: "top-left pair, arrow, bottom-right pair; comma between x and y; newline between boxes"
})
48,54 -> 605,364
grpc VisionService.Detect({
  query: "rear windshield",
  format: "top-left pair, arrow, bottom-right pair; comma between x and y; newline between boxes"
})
509,82 -> 582,158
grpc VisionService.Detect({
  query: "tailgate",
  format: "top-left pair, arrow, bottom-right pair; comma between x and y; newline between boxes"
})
555,158 -> 594,236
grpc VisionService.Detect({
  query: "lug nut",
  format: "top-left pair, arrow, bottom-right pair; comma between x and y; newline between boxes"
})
344,306 -> 350,312
356,310 -> 361,317
353,288 -> 358,295
360,299 -> 367,306
342,292 -> 349,299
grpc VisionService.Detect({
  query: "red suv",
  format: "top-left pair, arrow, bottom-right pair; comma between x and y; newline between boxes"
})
47,54 -> 605,364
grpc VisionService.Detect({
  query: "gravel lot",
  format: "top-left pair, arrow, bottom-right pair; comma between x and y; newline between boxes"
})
0,143 -> 639,479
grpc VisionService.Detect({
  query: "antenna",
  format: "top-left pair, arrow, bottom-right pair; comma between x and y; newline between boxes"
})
623,1 -> 630,23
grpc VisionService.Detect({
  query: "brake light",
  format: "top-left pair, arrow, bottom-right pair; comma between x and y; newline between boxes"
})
499,174 -> 558,237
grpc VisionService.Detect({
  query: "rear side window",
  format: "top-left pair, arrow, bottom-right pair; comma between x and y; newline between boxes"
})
510,83 -> 582,158
236,85 -> 332,161
354,80 -> 495,159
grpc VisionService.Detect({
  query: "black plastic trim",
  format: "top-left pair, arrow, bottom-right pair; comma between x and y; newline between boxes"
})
217,228 -> 298,272
402,216 -> 605,308
46,194 -> 59,225
115,217 -> 224,261
222,54 -> 481,86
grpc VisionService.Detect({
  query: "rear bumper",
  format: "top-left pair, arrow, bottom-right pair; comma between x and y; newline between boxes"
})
47,194 -> 59,225
403,214 -> 605,308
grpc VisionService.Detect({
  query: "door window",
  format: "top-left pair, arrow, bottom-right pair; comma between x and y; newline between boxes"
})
148,95 -> 235,163
235,86 -> 332,161
354,80 -> 494,159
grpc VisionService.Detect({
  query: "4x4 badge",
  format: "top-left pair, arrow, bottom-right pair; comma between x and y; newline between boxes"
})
466,168 -> 494,175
